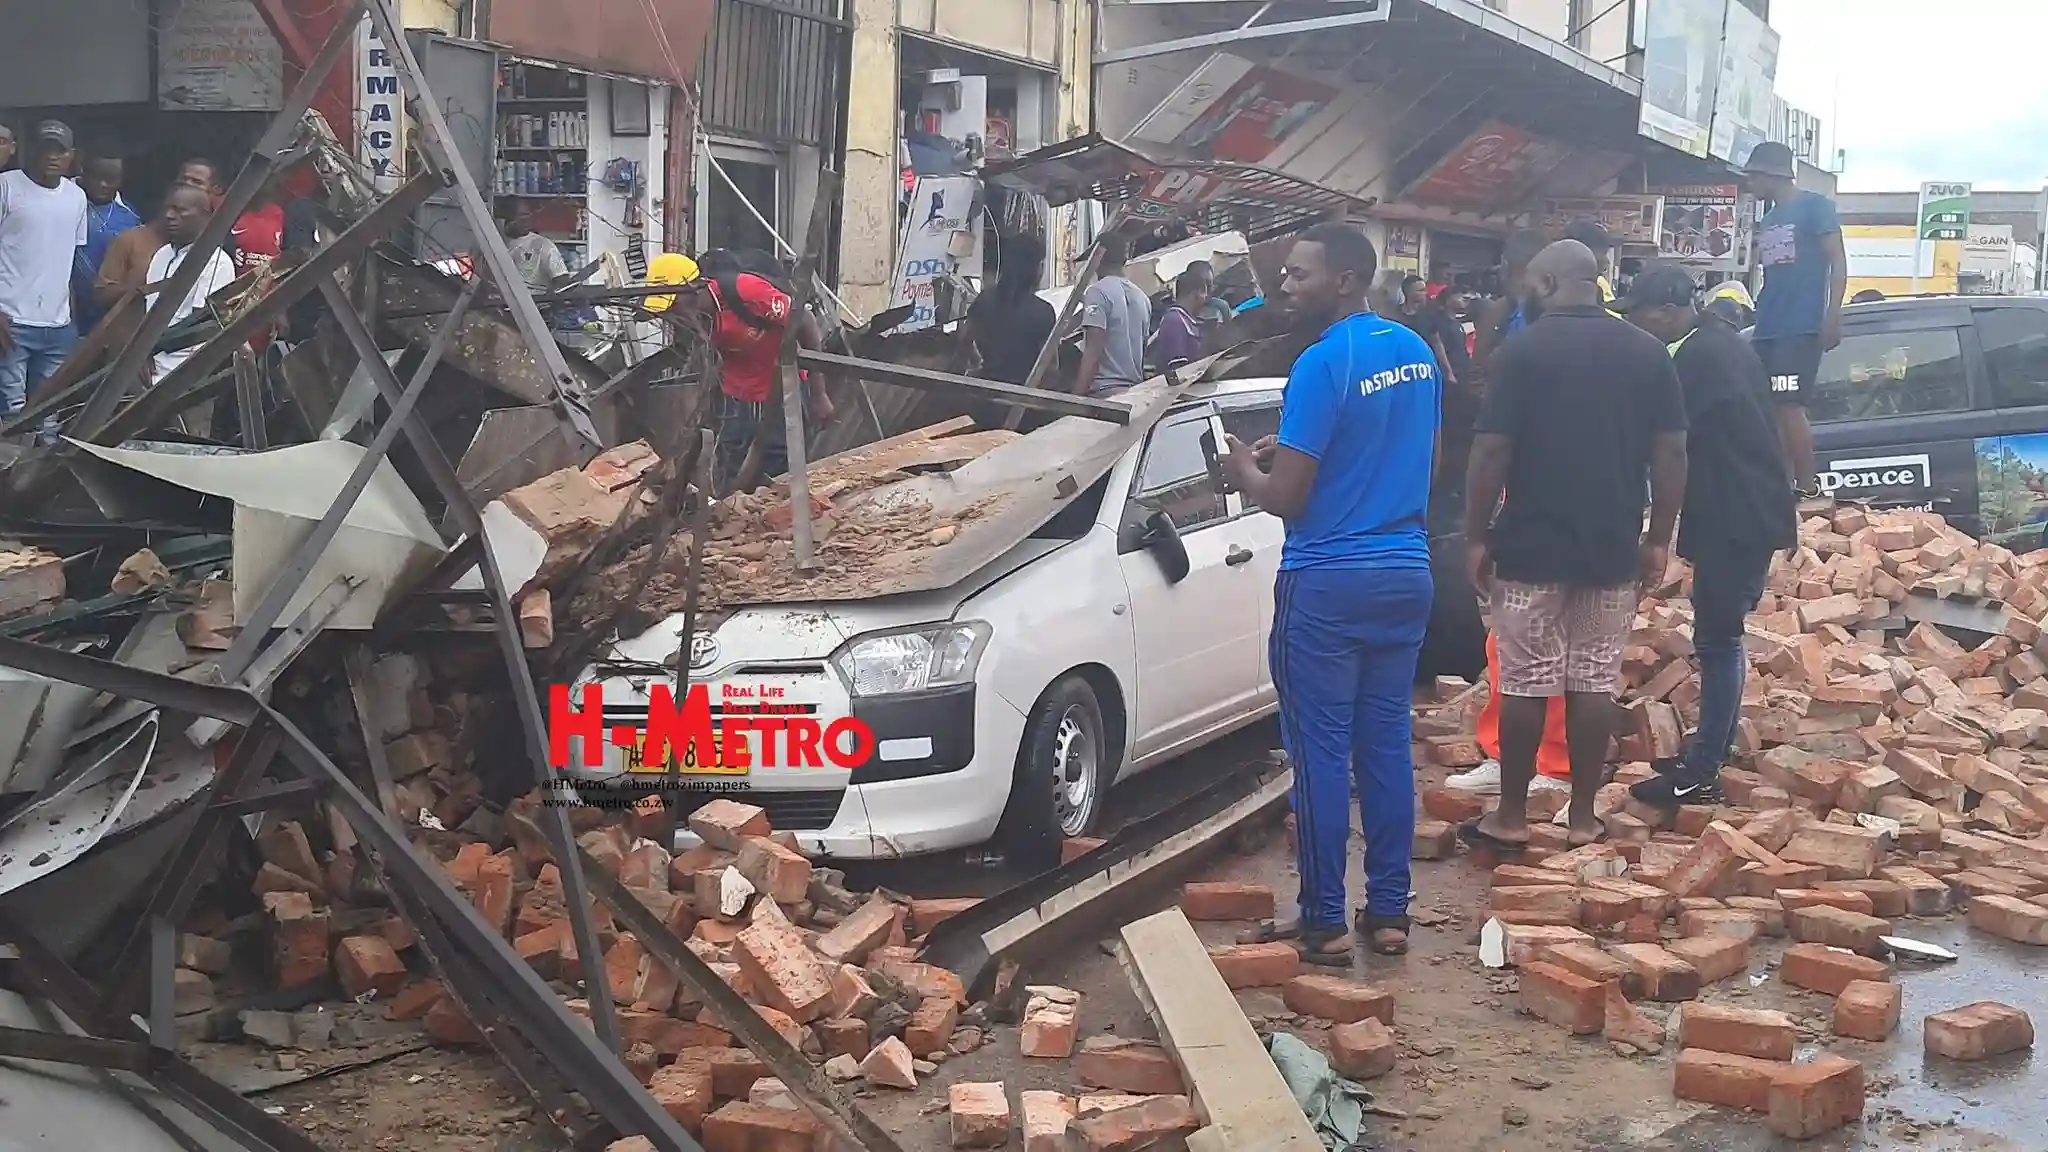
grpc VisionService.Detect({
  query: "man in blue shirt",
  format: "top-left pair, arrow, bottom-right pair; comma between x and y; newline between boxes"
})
72,152 -> 140,335
1221,223 -> 1439,961
1745,141 -> 1846,492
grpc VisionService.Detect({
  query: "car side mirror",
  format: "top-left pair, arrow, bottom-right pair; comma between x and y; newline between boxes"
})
1199,428 -> 1231,494
1141,510 -> 1192,584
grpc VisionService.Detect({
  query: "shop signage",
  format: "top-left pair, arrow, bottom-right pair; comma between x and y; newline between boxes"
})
1132,53 -> 1339,166
1405,122 -> 1572,212
1655,184 -> 1747,266
158,0 -> 284,112
1539,196 -> 1664,247
357,17 -> 405,195
886,176 -> 983,334
1637,0 -> 1727,158
1384,223 -> 1422,272
1708,0 -> 1780,166
1918,182 -> 1972,241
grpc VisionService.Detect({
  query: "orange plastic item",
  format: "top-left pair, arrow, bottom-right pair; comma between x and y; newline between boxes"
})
1475,633 -> 1572,781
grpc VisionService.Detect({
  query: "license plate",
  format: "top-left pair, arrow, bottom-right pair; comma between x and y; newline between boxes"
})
626,732 -> 743,776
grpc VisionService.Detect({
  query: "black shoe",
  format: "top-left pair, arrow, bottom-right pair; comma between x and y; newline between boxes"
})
1631,771 -> 1723,808
1650,755 -> 1685,777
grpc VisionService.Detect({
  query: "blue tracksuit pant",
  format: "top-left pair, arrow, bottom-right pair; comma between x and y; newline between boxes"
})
1271,565 -> 1432,927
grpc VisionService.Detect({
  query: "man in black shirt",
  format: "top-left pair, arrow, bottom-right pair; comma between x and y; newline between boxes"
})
1462,241 -> 1688,848
1616,267 -> 1797,807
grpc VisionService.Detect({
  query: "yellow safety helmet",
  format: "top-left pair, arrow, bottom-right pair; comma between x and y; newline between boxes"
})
1704,281 -> 1755,312
645,252 -> 701,314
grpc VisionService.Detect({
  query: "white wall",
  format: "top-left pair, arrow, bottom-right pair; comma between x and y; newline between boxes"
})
0,0 -> 150,108
585,77 -> 671,262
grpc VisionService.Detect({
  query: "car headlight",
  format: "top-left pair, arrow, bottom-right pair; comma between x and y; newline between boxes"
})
830,622 -> 992,697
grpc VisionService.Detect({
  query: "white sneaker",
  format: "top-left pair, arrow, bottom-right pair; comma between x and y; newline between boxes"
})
1446,760 -> 1502,793
1531,775 -> 1571,794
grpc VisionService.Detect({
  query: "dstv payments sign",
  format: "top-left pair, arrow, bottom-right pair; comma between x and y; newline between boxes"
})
1817,453 -> 1932,496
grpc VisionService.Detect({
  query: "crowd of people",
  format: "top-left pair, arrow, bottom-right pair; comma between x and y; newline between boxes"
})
1222,139 -> 1840,965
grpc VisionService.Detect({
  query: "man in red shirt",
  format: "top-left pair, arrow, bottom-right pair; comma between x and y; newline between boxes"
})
230,192 -> 285,276
674,252 -> 831,493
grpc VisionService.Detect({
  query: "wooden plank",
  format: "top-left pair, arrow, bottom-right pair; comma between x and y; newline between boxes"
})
1116,908 -> 1322,1152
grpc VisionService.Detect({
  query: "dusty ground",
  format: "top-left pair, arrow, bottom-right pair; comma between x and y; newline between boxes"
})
256,725 -> 2045,1151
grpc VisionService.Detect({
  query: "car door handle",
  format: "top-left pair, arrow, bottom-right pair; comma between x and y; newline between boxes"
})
1226,545 -> 1255,566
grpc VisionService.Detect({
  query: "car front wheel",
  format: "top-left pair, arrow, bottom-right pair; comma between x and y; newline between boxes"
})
995,675 -> 1109,871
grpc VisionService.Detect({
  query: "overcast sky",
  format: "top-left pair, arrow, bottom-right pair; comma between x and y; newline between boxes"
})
1770,0 -> 2047,192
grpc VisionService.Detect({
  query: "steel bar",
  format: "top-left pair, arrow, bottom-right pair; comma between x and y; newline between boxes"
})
233,349 -> 268,449
1093,8 -> 1391,65
578,848 -> 904,1152
0,1025 -> 154,1072
0,636 -> 260,724
801,349 -> 1134,424
779,168 -> 839,570
0,292 -> 136,433
664,428 -> 715,844
255,707 -> 694,1150
71,2 -> 366,441
207,778 -> 328,817
365,0 -> 601,457
189,574 -> 361,749
213,276 -> 482,684
90,172 -> 441,448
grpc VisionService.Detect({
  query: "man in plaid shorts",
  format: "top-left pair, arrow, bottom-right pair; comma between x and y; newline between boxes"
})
1461,240 -> 1688,850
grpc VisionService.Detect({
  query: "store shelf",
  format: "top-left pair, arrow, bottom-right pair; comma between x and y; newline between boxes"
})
499,97 -> 586,105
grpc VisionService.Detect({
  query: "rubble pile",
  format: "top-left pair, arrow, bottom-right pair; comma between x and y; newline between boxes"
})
1403,505 -> 2048,1141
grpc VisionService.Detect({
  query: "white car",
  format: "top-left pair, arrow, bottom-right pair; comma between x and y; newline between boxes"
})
572,376 -> 1297,866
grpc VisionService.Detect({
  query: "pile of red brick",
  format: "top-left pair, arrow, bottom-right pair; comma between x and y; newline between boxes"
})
1403,506 -> 2048,1139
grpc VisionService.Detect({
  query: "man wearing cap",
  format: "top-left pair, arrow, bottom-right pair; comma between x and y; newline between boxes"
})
0,120 -> 88,428
1744,140 -> 1846,493
1616,268 -> 1795,808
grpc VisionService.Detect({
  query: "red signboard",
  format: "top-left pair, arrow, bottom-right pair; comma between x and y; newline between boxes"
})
1168,64 -> 1339,166
1405,122 -> 1574,211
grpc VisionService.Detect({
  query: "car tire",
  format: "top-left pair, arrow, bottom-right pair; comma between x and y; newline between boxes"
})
995,675 -> 1110,872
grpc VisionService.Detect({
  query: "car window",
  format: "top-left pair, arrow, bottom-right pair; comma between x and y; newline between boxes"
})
1219,403 -> 1282,511
1133,416 -> 1225,530
1978,307 -> 2048,408
1808,326 -> 1969,424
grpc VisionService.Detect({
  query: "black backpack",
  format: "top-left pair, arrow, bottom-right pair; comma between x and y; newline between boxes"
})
699,248 -> 795,330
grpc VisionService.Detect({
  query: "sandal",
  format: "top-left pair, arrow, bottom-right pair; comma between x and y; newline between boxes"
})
1295,922 -> 1354,968
1456,818 -> 1528,855
1355,911 -> 1410,956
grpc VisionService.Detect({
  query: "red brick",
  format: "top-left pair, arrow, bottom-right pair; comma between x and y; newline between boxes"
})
1967,894 -> 2048,945
1412,819 -> 1457,860
1020,989 -> 1079,1058
1537,942 -> 1638,996
688,1047 -> 771,1097
1676,1003 -> 1796,1061
1782,825 -> 1885,880
1073,1037 -> 1185,1096
1925,1002 -> 2035,1060
1178,882 -> 1276,922
1742,860 -> 1828,897
1519,961 -> 1606,1034
734,918 -> 833,1022
387,979 -> 444,1022
1667,935 -> 1751,985
859,1036 -> 917,1089
1673,1049 -> 1781,1112
649,1060 -> 715,1132
688,800 -> 772,852
1282,975 -> 1395,1024
905,897 -> 979,936
1786,905 -> 1890,955
1833,980 -> 1902,1041
1780,943 -> 1892,996
1609,943 -> 1701,1002
1491,886 -> 1583,919
1329,1017 -> 1396,1080
1021,1091 -> 1076,1152
470,852 -> 516,937
736,837 -> 812,906
423,995 -> 482,1045
813,1017 -> 869,1060
949,1082 -> 1010,1148
816,896 -> 901,965
1206,942 -> 1300,989
1779,887 -> 1875,916
1766,1053 -> 1865,1139
1499,922 -> 1595,966
1421,786 -> 1487,824
263,891 -> 329,988
1603,984 -> 1666,1054
620,843 -> 670,890
1068,1095 -> 1198,1152
1664,822 -> 1776,898
1677,908 -> 1766,943
334,935 -> 407,999
903,996 -> 959,1057
699,1101 -> 818,1152
870,957 -> 967,1006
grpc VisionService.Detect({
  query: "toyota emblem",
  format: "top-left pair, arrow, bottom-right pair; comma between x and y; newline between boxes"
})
688,632 -> 720,670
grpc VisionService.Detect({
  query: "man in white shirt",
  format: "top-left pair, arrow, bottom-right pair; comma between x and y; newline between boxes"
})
0,121 -> 88,428
145,185 -> 237,385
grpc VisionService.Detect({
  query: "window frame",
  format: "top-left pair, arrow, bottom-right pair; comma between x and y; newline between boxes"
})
1806,310 -> 1978,426
1973,302 -> 2048,410
1117,403 -> 1230,551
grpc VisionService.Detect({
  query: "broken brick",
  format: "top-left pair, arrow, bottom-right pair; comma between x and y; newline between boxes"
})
816,896 -> 900,965
1924,1002 -> 2034,1060
1603,983 -> 1665,1054
387,979 -> 445,1022
1067,1095 -> 1198,1152
1073,1037 -> 1185,1096
263,890 -> 329,988
700,1101 -> 818,1151
1282,975 -> 1395,1024
909,897 -> 981,935
1780,943 -> 1892,996
649,1060 -> 715,1132
738,837 -> 813,906
1781,824 -> 1886,880
904,996 -> 959,1057
1609,943 -> 1701,1002
1537,942 -> 1637,996
948,1081 -> 1009,1149
1834,980 -> 1902,1041
1020,990 -> 1079,1059
859,1035 -> 918,1089
733,918 -> 834,1022
1020,1090 -> 1076,1152
1676,1003 -> 1796,1061
1518,961 -> 1606,1034
1178,882 -> 1276,922
688,799 -> 772,852
1329,1016 -> 1396,1080
334,935 -> 407,999
1766,1053 -> 1865,1140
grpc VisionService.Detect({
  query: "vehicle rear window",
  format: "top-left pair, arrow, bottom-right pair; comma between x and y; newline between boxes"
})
1808,327 -> 1968,424
1978,307 -> 2048,408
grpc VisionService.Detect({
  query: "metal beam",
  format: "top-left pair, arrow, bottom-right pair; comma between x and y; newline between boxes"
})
0,1025 -> 154,1073
799,351 -> 1135,423
1094,8 -> 1391,65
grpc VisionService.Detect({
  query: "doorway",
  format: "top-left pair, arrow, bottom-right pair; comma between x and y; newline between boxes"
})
698,142 -> 784,255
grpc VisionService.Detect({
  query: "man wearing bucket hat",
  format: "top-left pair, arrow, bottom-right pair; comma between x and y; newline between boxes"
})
1743,140 -> 1846,496
1615,266 -> 1795,808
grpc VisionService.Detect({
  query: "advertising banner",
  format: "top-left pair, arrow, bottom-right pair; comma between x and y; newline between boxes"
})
1132,54 -> 1339,166
1918,182 -> 1973,241
1540,196 -> 1664,247
886,176 -> 984,334
1638,0 -> 1728,158
1656,184 -> 1746,266
1708,0 -> 1780,165
1406,122 -> 1574,212
356,16 -> 405,194
158,0 -> 284,111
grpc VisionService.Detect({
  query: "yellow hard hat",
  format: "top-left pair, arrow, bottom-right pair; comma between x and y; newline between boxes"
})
1704,280 -> 1755,311
645,252 -> 701,314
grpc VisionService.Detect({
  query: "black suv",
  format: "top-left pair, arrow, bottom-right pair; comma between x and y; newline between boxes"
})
1799,295 -> 2048,552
